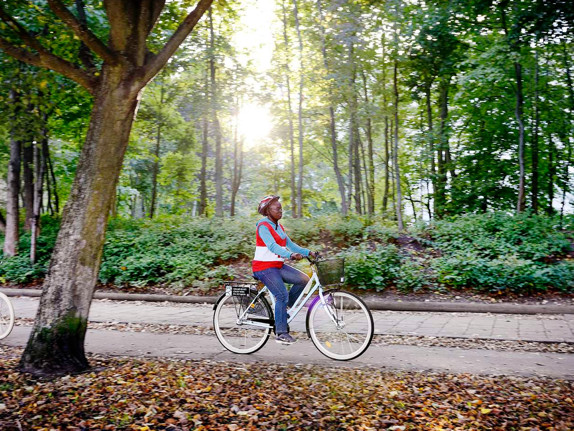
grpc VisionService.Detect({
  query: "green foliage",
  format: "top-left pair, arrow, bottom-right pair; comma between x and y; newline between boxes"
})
419,212 -> 571,261
344,244 -> 400,291
1,213 -> 571,295
419,213 -> 574,293
432,252 -> 574,293
396,256 -> 429,293
0,215 -> 60,283
99,216 -> 255,288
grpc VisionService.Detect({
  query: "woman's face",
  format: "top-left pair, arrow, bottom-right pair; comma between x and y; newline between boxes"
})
267,201 -> 283,222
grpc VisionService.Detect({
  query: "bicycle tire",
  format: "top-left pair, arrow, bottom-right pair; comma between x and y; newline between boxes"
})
306,290 -> 374,361
213,291 -> 273,354
0,292 -> 15,340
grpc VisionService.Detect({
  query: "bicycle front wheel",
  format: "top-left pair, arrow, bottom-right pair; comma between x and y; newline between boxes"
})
0,292 -> 15,340
306,290 -> 374,361
213,292 -> 273,354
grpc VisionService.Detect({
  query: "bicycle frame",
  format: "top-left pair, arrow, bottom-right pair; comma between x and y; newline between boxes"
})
232,261 -> 337,330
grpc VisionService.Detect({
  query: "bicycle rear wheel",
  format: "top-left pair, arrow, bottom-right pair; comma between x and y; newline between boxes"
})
213,292 -> 273,354
306,290 -> 373,361
0,292 -> 15,340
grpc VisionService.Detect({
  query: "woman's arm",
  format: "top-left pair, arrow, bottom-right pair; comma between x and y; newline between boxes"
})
258,225 -> 293,258
285,237 -> 310,257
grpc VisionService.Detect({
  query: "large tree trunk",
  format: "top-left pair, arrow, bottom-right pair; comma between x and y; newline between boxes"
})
0,0 -> 213,377
4,95 -> 21,257
20,68 -> 140,376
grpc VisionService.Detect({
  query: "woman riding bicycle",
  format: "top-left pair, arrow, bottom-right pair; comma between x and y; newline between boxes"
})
252,195 -> 318,345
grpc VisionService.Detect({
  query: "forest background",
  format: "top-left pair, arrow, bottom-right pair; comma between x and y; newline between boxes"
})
0,0 -> 573,296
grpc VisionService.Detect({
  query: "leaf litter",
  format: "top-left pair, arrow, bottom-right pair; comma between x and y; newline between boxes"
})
0,346 -> 572,430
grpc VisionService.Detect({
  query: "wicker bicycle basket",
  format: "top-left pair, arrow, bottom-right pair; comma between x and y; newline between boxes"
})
316,257 -> 345,286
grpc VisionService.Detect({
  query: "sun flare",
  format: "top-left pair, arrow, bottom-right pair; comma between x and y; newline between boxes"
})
237,103 -> 273,149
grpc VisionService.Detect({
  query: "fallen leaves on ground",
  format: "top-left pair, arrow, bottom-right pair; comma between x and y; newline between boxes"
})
0,346 -> 572,430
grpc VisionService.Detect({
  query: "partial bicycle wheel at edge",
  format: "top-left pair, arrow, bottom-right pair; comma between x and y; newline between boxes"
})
306,290 -> 374,361
0,292 -> 15,340
213,292 -> 273,354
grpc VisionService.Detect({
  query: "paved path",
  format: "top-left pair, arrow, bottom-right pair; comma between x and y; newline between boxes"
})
3,296 -> 574,378
9,296 -> 574,343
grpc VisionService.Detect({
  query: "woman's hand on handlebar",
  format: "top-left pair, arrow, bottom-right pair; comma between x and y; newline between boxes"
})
309,251 -> 320,259
290,253 -> 304,261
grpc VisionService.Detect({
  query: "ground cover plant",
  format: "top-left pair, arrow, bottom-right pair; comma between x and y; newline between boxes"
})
0,346 -> 572,430
0,213 -> 572,295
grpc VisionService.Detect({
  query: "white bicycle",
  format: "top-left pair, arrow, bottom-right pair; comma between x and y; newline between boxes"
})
213,256 -> 374,361
0,292 -> 15,340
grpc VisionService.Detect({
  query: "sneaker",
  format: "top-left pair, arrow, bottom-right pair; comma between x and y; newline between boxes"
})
275,333 -> 296,345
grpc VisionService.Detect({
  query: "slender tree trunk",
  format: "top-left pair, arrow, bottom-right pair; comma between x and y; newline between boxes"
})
383,116 -> 390,213
353,115 -> 362,214
149,123 -> 161,218
293,0 -> 304,218
149,85 -> 164,219
547,141 -> 555,215
230,99 -> 243,217
198,66 -> 209,217
30,128 -> 47,264
393,59 -> 404,231
23,141 -> 35,231
392,1 -> 404,231
381,32 -> 390,214
435,79 -> 449,218
361,70 -> 375,216
209,8 -> 223,217
44,138 -> 59,214
316,0 -> 347,215
199,115 -> 208,216
347,41 -> 357,213
560,41 -> 574,224
499,5 -> 526,214
4,92 -> 21,257
21,67 -> 140,376
282,0 -> 297,218
515,61 -> 526,213
532,47 -> 540,213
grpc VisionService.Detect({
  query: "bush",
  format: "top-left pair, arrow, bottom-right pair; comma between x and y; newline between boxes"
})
420,212 -> 571,261
396,256 -> 430,293
432,251 -> 574,293
344,244 -> 399,291
0,255 -> 47,284
99,216 -> 255,287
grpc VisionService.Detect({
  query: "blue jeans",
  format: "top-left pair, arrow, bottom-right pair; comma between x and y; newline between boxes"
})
253,264 -> 310,335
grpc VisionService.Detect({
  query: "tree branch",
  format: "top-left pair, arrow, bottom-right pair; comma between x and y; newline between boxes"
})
141,0 -> 214,85
0,5 -> 97,91
47,0 -> 117,64
0,37 -> 97,92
